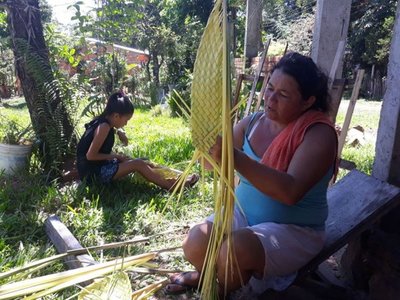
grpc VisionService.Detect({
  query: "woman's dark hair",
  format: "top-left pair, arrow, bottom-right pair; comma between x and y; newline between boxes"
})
271,52 -> 330,113
101,92 -> 134,117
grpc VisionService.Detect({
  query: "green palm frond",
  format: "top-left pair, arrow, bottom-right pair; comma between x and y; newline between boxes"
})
78,271 -> 132,300
0,253 -> 156,300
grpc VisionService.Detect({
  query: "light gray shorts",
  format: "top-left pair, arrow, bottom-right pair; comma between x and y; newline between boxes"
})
206,208 -> 325,292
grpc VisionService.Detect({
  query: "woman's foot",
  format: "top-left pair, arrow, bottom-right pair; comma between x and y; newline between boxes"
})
165,271 -> 200,295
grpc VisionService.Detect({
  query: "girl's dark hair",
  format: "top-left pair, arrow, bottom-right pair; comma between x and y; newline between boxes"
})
101,92 -> 134,117
271,52 -> 330,113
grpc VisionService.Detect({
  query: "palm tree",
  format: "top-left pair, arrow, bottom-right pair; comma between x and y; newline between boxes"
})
4,0 -> 76,177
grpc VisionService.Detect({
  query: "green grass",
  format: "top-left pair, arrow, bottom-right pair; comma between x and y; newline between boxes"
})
335,99 -> 381,179
0,100 -> 212,298
335,98 -> 381,131
0,96 -> 381,298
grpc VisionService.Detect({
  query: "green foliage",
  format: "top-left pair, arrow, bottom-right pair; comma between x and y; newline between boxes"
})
375,15 -> 394,63
174,0 -> 213,25
38,0 -> 53,24
0,107 -> 211,298
0,10 -> 8,40
166,88 -> 191,118
14,39 -> 76,170
73,0 -> 210,106
261,0 -> 316,53
0,119 -> 32,145
147,81 -> 161,106
348,0 -> 397,70
0,48 -> 14,87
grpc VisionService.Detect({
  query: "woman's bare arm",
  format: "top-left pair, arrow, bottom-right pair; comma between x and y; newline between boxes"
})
224,123 -> 337,205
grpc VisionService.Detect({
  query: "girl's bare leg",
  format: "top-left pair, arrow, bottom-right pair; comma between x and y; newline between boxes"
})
113,159 -> 176,189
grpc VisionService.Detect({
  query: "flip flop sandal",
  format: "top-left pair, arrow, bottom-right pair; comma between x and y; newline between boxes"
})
164,271 -> 199,295
164,282 -> 196,295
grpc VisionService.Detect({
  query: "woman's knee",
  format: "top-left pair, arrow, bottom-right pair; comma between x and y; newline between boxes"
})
218,229 -> 265,274
183,222 -> 211,257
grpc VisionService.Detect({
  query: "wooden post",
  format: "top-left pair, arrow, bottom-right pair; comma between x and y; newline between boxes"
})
244,0 -> 263,62
254,74 -> 269,112
311,0 -> 352,77
45,215 -> 97,270
373,0 -> 400,187
337,69 -> 365,158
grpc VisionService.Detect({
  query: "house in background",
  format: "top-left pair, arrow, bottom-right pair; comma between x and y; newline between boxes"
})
59,37 -> 149,77
84,37 -> 149,67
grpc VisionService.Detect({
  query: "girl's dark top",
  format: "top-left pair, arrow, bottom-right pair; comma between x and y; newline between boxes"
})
76,117 -> 115,180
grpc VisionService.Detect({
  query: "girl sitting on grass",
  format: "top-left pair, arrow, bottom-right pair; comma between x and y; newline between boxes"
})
76,92 -> 198,190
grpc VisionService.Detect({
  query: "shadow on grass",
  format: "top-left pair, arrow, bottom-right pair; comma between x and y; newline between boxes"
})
1,97 -> 27,110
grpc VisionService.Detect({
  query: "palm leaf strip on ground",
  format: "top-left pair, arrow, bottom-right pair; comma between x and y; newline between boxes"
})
0,233 -> 186,299
0,253 -> 155,300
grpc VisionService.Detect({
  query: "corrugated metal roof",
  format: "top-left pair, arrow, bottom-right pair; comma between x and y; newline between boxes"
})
85,38 -> 149,56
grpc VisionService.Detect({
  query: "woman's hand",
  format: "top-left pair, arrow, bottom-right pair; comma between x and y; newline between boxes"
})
115,154 -> 130,162
117,129 -> 128,146
209,135 -> 222,164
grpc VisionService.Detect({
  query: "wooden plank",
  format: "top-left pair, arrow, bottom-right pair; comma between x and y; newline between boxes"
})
315,260 -> 348,288
254,73 -> 269,112
45,215 -> 97,270
338,158 -> 356,170
328,40 -> 345,91
297,170 -> 400,280
337,69 -> 365,157
243,39 -> 271,117
329,78 -> 347,122
232,74 -> 245,124
233,74 -> 265,124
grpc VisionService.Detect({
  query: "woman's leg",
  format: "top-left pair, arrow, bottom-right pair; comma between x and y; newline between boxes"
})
166,221 -> 213,292
183,221 -> 213,272
217,228 -> 265,295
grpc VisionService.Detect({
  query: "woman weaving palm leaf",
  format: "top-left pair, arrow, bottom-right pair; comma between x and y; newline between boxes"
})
165,1 -> 337,299
167,54 -> 338,297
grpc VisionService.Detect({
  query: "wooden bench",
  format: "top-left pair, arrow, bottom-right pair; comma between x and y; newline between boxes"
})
296,169 -> 400,283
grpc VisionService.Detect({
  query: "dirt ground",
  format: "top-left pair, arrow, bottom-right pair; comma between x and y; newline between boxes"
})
150,275 -> 367,300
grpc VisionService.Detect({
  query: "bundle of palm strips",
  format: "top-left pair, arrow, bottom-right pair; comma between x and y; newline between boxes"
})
189,0 -> 237,298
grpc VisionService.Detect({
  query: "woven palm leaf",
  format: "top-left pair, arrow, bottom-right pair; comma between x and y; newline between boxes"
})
189,0 -> 236,298
78,271 -> 131,300
190,0 -> 224,153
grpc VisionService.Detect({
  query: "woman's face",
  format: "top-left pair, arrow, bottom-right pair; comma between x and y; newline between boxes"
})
113,113 -> 133,129
264,69 -> 314,125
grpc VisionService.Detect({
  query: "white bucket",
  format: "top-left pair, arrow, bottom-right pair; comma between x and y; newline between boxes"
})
0,143 -> 32,175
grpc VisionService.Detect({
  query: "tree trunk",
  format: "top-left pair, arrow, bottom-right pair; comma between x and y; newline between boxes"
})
6,0 -> 76,176
152,52 -> 160,87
